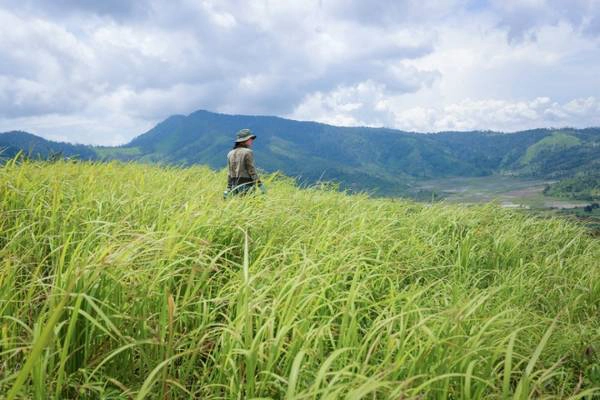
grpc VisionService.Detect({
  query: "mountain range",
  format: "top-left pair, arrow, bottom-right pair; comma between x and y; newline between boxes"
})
2,109 -> 600,195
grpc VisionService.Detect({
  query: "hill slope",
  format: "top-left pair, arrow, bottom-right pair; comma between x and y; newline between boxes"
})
1,160 -> 598,398
118,110 -> 600,191
121,110 -> 485,193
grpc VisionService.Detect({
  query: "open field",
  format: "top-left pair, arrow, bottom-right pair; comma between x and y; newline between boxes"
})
1,161 -> 599,399
411,176 -> 590,209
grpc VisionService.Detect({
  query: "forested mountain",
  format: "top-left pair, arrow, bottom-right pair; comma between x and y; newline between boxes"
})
430,129 -> 600,178
2,110 -> 600,195
0,131 -> 96,161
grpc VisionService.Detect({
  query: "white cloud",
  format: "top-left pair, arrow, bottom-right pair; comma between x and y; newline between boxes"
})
292,90 -> 600,132
0,1 -> 599,144
291,81 -> 390,127
0,113 -> 153,146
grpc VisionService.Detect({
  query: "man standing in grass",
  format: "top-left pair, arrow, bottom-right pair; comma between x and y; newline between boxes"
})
226,128 -> 261,196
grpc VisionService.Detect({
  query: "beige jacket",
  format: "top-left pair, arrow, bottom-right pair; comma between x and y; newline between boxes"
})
227,147 -> 259,181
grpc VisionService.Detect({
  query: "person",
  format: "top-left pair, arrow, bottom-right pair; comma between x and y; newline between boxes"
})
225,128 -> 262,197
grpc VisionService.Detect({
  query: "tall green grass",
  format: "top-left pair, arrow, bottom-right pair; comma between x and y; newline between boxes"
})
1,159 -> 599,399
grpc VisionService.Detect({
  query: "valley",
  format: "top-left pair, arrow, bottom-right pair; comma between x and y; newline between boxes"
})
410,175 -> 588,208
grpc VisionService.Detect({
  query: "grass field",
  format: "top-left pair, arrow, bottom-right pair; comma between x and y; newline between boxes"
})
1,160 -> 599,399
553,207 -> 600,237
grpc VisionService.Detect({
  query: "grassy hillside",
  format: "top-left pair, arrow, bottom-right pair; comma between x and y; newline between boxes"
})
511,130 -> 600,179
1,161 -> 599,399
520,132 -> 581,165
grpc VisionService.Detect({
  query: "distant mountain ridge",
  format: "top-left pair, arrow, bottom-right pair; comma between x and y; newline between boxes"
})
0,131 -> 96,161
2,110 -> 600,195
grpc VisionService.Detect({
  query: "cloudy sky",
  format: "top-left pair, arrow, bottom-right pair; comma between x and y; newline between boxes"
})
1,0 -> 599,145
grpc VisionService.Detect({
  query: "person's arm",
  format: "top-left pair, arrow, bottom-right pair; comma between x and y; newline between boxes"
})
244,150 -> 260,182
226,151 -> 234,189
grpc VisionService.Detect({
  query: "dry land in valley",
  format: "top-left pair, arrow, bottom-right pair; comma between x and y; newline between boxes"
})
411,175 -> 589,208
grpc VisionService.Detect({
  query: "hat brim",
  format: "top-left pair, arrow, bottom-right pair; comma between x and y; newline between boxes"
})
235,134 -> 257,143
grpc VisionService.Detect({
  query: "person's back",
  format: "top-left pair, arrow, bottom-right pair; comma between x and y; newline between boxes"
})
226,129 -> 260,195
227,146 -> 257,185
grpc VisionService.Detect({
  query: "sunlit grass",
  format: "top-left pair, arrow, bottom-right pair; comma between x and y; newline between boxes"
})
1,159 -> 599,399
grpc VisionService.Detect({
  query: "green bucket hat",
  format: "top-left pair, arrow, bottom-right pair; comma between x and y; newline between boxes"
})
235,128 -> 257,143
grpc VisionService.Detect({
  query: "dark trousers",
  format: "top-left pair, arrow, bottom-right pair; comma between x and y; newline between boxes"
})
227,177 -> 256,196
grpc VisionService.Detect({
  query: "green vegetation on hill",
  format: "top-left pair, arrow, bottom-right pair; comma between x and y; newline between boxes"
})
520,132 -> 581,165
511,129 -> 600,179
544,173 -> 600,201
120,111 -> 600,192
1,160 -> 598,399
123,111 -> 486,194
